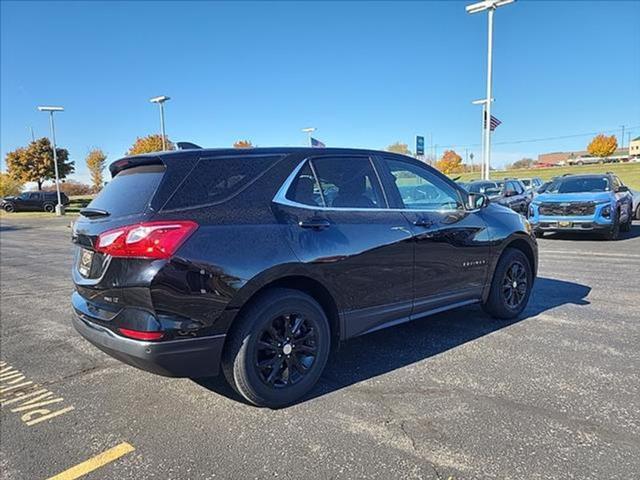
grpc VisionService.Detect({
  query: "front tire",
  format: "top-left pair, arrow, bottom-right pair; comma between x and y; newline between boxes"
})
3,203 -> 15,213
483,248 -> 532,320
620,206 -> 632,232
222,288 -> 331,408
604,213 -> 620,240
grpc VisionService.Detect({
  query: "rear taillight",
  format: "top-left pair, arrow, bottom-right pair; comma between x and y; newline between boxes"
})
118,328 -> 164,341
95,221 -> 198,259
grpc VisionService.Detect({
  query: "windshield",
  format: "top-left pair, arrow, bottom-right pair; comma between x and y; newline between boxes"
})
550,177 -> 610,193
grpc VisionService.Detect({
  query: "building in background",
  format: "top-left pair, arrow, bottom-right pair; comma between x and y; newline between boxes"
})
630,136 -> 640,158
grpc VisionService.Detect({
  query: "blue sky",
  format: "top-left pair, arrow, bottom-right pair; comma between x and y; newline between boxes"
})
1,0 -> 639,184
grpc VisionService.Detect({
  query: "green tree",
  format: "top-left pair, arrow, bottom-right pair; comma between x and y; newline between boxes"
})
386,142 -> 412,156
127,134 -> 175,155
5,138 -> 74,190
587,134 -> 617,158
86,149 -> 107,191
0,172 -> 23,197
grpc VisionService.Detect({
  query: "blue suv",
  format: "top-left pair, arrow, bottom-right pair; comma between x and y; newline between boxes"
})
529,174 -> 633,240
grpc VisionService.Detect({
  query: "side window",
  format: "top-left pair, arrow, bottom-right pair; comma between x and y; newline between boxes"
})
286,161 -> 323,207
310,156 -> 385,209
164,155 -> 281,210
383,158 -> 462,211
28,193 -> 41,200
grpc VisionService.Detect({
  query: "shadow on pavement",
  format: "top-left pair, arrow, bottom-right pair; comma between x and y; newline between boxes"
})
194,276 -> 591,407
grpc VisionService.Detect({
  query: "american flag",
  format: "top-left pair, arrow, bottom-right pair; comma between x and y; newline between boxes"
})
311,137 -> 326,148
484,113 -> 502,131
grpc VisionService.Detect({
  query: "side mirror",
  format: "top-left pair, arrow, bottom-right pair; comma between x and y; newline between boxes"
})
467,193 -> 488,210
616,185 -> 629,192
504,189 -> 516,197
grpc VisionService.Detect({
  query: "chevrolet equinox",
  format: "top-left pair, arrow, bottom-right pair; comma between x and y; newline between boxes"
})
72,147 -> 537,407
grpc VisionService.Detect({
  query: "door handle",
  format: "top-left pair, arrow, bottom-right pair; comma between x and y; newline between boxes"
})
298,218 -> 330,230
413,218 -> 433,228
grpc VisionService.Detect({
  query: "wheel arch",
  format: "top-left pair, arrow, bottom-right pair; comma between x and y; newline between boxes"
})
484,233 -> 538,302
227,273 -> 341,346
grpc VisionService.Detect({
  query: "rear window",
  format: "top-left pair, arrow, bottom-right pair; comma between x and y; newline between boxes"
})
87,164 -> 165,218
163,155 -> 281,210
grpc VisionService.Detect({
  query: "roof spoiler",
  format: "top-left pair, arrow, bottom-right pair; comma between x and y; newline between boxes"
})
176,142 -> 202,150
109,155 -> 163,177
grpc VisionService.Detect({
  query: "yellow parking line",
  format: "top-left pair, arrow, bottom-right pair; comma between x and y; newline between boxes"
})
46,442 -> 135,480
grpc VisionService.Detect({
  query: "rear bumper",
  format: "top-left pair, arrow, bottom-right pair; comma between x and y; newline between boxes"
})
72,313 -> 225,378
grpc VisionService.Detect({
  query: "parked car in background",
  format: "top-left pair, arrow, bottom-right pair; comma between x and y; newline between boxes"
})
1,191 -> 70,213
631,189 -> 640,220
71,147 -> 537,408
466,179 -> 531,216
529,174 -> 633,239
519,177 -> 543,194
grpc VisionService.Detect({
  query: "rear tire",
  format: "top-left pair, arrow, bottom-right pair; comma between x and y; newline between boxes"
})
43,203 -> 55,213
222,288 -> 331,408
482,248 -> 532,320
636,204 -> 640,221
534,229 -> 544,238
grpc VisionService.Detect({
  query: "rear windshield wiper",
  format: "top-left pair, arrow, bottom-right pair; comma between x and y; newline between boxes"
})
80,208 -> 110,218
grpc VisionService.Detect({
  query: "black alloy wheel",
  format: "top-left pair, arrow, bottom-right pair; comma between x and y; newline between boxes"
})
482,248 -> 533,319
43,203 -> 55,213
222,288 -> 330,408
502,261 -> 528,309
255,313 -> 318,388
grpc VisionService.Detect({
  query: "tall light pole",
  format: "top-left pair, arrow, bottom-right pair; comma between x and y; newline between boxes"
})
37,106 -> 65,216
466,0 -> 515,180
472,97 -> 493,179
302,127 -> 316,147
150,95 -> 170,150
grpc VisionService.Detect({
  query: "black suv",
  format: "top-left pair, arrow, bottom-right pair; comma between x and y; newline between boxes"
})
2,191 -> 70,213
71,148 -> 537,407
465,179 -> 531,216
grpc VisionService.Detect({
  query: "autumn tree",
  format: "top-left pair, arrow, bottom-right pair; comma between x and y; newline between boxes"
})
0,172 -> 23,197
43,180 -> 93,196
86,148 -> 107,192
435,150 -> 463,174
5,137 -> 74,190
127,134 -> 175,155
386,142 -> 412,156
509,158 -> 534,170
233,140 -> 253,148
587,134 -> 617,158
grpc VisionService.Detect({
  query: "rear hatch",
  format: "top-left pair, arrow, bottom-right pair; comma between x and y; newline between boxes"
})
72,159 -> 167,318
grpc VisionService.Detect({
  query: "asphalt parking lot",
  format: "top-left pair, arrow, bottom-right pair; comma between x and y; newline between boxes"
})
1,216 -> 639,480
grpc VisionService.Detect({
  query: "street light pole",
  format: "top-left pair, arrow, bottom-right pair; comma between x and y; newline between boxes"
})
466,0 -> 515,180
37,106 -> 64,215
302,127 -> 316,147
150,95 -> 170,150
484,6 -> 494,180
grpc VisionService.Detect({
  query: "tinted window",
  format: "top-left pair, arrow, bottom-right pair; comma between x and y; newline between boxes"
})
286,162 -> 323,207
552,177 -> 610,193
164,155 -> 281,210
384,158 -> 462,211
87,164 -> 164,218
308,156 -> 385,209
521,179 -> 531,187
467,182 -> 496,194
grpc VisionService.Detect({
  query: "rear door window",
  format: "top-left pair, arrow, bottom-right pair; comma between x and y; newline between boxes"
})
308,156 -> 386,209
87,164 -> 165,218
163,155 -> 281,210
